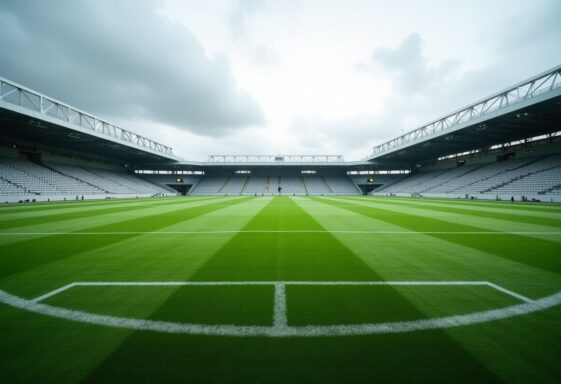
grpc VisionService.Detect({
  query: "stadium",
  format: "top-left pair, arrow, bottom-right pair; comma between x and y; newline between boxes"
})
1,2 -> 561,384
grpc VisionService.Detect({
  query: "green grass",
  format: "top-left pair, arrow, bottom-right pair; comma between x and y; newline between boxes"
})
0,195 -> 560,383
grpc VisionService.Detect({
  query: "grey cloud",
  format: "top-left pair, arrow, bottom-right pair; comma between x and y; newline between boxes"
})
0,0 -> 265,136
373,33 -> 460,94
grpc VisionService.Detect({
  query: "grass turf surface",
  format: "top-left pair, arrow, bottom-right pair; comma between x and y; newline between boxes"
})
0,195 -> 560,383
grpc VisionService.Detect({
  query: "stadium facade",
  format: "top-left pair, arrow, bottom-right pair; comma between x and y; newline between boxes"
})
1,65 -> 560,203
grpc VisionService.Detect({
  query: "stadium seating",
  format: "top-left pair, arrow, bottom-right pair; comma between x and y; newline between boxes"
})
0,157 -> 170,197
188,174 -> 360,195
220,176 -> 248,194
302,175 -> 330,194
191,176 -> 229,194
0,158 -> 102,195
279,176 -> 306,194
376,154 -> 561,197
324,176 -> 361,194
244,176 -> 268,193
0,177 -> 27,195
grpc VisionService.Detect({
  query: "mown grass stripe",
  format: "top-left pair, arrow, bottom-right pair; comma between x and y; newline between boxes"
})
346,196 -> 561,228
345,195 -> 561,220
0,197 -> 242,250
340,196 -> 561,244
0,196 -> 217,222
370,195 -> 561,213
0,196 -> 198,213
190,196 -> 378,282
315,196 -> 561,275
0,197 -> 254,280
0,197 -> 220,230
80,196 -> 500,383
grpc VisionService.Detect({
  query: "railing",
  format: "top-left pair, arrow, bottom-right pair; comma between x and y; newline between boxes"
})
0,77 -> 176,158
369,65 -> 561,159
207,155 -> 345,163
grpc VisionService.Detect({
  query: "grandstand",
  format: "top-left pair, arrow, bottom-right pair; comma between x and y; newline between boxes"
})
1,65 -> 560,202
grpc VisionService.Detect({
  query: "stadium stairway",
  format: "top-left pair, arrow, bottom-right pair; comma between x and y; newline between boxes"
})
301,176 -> 308,194
241,176 -> 250,193
43,163 -> 108,193
218,176 -> 231,193
321,176 -> 333,193
543,183 -> 561,195
0,175 -> 29,195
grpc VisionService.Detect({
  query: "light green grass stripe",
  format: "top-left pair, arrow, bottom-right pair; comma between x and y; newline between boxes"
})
294,196 -> 561,299
0,197 -> 225,232
0,196 -> 219,221
0,198 -> 271,384
346,195 -> 561,220
0,197 -> 266,298
0,196 -> 247,248
371,195 -> 561,212
332,196 -> 561,244
0,197 -> 254,278
189,195 -> 380,281
0,195 -> 188,213
355,196 -> 561,230
299,196 -> 561,383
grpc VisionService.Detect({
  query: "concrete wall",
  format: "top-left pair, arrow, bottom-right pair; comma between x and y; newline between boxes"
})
372,192 -> 561,203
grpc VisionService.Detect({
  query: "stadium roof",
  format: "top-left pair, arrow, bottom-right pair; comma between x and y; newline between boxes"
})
367,65 -> 561,167
1,65 -> 560,169
0,77 -> 179,164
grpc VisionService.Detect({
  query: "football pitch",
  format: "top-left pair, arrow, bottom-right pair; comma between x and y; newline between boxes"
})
0,195 -> 560,383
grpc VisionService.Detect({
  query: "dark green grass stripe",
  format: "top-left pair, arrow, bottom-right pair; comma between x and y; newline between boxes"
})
82,197 -> 500,383
80,328 -> 502,384
0,197 -> 219,230
369,195 -> 561,213
316,196 -> 561,275
0,196 -> 183,213
0,197 -> 253,280
346,196 -> 561,228
0,196 -> 217,220
190,196 -> 377,281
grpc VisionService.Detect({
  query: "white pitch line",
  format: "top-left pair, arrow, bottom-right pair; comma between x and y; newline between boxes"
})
31,280 -> 530,303
485,282 -> 533,303
2,231 -> 561,236
2,288 -> 560,337
273,283 -> 287,329
31,283 -> 77,303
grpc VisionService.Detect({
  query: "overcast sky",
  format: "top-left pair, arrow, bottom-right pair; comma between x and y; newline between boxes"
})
1,0 -> 560,160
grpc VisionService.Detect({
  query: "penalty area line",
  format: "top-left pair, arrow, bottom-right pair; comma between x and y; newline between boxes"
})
31,283 -> 77,303
31,280 -> 533,304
